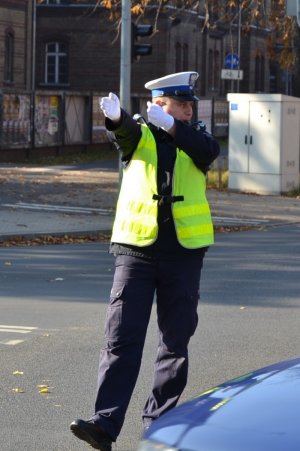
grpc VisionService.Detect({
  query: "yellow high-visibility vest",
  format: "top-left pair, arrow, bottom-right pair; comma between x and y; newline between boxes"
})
111,124 -> 214,249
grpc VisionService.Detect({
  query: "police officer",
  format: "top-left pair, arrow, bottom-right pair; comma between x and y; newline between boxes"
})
70,71 -> 220,451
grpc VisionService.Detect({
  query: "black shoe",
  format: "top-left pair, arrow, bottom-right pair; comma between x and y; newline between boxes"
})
70,419 -> 112,451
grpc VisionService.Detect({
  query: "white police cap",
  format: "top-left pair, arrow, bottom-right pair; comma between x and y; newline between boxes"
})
145,71 -> 199,101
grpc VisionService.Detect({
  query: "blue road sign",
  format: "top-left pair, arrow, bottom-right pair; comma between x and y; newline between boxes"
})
225,53 -> 240,69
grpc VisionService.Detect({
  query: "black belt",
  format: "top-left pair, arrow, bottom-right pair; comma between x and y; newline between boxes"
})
152,194 -> 184,206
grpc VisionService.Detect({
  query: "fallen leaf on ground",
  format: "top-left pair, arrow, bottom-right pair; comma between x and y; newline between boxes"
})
39,387 -> 50,394
38,383 -> 51,394
12,388 -> 25,393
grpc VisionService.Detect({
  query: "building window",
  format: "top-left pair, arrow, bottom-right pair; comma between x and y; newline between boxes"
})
4,32 -> 14,83
255,54 -> 265,92
41,0 -> 69,4
183,43 -> 188,71
175,42 -> 181,72
45,42 -> 68,85
208,49 -> 220,92
175,42 -> 188,72
269,62 -> 278,93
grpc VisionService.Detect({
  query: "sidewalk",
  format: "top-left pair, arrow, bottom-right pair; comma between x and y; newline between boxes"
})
0,208 -> 114,240
0,162 -> 117,241
208,189 -> 300,224
0,163 -> 300,241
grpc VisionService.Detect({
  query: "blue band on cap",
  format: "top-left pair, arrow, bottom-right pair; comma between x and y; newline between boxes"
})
151,85 -> 193,97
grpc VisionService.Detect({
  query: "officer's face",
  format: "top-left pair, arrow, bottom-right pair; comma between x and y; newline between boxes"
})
155,97 -> 194,123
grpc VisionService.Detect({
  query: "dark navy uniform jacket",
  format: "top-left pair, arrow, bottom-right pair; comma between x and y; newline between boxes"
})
105,109 -> 220,260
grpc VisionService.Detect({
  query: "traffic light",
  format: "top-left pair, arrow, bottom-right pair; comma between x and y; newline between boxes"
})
132,23 -> 153,61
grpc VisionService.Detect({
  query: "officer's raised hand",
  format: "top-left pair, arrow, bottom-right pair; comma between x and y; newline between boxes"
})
100,93 -> 121,122
147,101 -> 174,132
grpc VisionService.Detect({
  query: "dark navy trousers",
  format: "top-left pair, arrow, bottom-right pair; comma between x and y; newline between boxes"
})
92,253 -> 205,440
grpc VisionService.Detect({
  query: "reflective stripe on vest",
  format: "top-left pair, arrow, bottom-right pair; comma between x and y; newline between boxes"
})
111,124 -> 214,248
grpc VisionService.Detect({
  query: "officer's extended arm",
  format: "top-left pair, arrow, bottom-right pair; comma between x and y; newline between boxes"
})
99,93 -> 142,161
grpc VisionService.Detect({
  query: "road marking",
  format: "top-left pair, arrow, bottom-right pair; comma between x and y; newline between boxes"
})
0,325 -> 38,331
1,202 -> 113,215
0,325 -> 38,346
213,216 -> 269,226
3,339 -> 25,346
0,328 -> 32,334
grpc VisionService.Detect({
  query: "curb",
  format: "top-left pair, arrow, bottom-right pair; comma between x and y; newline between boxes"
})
0,229 -> 112,242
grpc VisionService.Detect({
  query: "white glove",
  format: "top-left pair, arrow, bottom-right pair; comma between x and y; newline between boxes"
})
147,102 -> 174,131
100,92 -> 121,121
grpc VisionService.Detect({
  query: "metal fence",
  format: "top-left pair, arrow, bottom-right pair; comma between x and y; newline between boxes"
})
0,91 -> 229,151
197,98 -> 229,137
0,90 -> 108,150
0,93 -> 31,148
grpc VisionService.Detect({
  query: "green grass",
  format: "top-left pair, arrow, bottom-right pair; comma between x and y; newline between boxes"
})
207,169 -> 228,189
285,178 -> 300,197
22,146 -> 117,166
216,137 -> 228,149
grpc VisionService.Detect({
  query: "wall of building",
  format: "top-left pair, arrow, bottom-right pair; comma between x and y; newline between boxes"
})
0,0 -> 30,90
2,0 -> 299,160
36,1 -> 294,101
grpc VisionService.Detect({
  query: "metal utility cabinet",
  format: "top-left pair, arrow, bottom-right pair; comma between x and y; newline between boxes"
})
227,93 -> 300,194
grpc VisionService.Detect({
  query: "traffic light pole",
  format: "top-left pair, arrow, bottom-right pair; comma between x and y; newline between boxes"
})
120,0 -> 131,115
118,0 -> 131,183
117,1 -> 153,182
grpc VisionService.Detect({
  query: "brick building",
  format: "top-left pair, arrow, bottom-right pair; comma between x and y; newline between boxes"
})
0,0 -> 33,160
0,0 -> 32,91
0,0 -> 298,160
35,0 -> 279,101
34,0 -> 289,140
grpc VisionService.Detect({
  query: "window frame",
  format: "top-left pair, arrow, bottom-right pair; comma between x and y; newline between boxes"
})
44,0 -> 62,4
255,53 -> 265,93
208,48 -> 220,93
4,30 -> 14,83
44,41 -> 68,86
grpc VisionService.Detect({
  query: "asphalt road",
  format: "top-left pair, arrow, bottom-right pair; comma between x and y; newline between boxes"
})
1,223 -> 300,451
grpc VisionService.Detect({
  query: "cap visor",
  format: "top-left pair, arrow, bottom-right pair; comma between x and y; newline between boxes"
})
169,94 -> 199,101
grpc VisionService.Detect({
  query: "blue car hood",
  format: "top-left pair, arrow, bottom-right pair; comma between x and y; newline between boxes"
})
145,356 -> 300,451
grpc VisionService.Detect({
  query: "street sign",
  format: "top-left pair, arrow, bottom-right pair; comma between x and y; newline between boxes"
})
285,0 -> 297,15
285,0 -> 300,26
221,69 -> 243,80
224,53 -> 240,69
